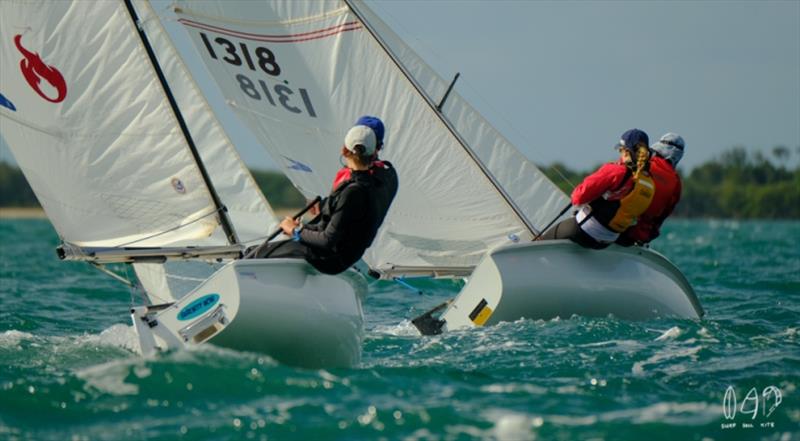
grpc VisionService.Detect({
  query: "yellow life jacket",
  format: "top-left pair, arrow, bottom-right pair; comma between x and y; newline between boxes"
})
607,172 -> 656,232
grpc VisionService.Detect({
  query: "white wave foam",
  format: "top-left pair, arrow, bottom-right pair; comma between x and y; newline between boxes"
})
75,358 -> 142,396
372,319 -> 420,337
0,330 -> 35,348
654,326 -> 682,341
482,409 -> 541,441
1,323 -> 140,355
82,324 -> 142,354
777,327 -> 797,340
579,339 -> 644,351
547,401 -> 717,426
632,345 -> 702,376
481,383 -> 547,395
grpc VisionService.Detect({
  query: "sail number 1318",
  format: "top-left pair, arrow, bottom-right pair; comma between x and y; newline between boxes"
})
199,32 -> 317,118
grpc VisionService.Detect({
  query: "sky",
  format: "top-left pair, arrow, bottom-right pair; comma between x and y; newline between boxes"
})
2,0 -> 798,173
365,0 -> 800,172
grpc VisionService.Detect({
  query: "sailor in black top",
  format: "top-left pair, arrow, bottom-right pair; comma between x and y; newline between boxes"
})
329,116 -> 398,226
252,123 -> 383,275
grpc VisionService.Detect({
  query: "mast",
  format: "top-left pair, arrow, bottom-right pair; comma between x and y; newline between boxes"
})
123,0 -> 240,245
343,0 -> 539,237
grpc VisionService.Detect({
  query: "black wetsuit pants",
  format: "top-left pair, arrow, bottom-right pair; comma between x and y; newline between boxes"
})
247,240 -> 348,275
251,240 -> 308,260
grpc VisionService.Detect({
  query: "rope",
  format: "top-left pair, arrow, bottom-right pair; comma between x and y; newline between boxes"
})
113,207 -> 222,248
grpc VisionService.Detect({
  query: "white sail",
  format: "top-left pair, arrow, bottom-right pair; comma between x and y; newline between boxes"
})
134,0 -> 277,246
1,0 -> 277,252
171,0 -> 569,274
347,1 -> 571,269
131,0 -> 280,301
0,0 -> 220,247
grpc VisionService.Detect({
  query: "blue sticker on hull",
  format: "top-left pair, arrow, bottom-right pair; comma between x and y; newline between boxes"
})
178,294 -> 220,321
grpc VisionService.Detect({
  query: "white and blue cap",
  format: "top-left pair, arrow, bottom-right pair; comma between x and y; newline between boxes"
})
651,133 -> 685,167
344,124 -> 377,156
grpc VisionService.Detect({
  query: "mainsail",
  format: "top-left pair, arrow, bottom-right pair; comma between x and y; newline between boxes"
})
0,1 -> 276,255
171,0 -> 569,276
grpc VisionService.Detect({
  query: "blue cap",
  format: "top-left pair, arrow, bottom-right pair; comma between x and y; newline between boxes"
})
651,132 -> 685,167
355,116 -> 384,145
615,128 -> 649,153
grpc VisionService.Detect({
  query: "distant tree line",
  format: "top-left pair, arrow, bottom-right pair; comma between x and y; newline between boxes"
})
675,147 -> 799,218
2,146 -> 799,218
0,162 -> 305,210
0,161 -> 37,207
542,146 -> 800,219
248,169 -> 305,208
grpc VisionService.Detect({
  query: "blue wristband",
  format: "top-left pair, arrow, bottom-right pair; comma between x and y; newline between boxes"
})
292,226 -> 302,242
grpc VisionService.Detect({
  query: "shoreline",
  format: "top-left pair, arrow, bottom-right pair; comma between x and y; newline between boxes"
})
0,207 -> 304,220
0,207 -> 47,219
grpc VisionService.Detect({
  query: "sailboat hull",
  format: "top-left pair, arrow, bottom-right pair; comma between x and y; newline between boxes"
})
440,241 -> 703,331
202,259 -> 367,368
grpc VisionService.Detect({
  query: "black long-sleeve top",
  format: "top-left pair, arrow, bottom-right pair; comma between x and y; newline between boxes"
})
299,169 -> 380,274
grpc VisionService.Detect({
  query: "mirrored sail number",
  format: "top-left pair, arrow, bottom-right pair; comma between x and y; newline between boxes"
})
236,74 -> 316,118
198,32 -> 317,118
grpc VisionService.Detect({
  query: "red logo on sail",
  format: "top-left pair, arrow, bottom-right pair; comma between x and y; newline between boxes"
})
14,34 -> 67,103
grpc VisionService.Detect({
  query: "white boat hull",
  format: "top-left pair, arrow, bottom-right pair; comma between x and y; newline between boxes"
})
440,240 -> 703,331
210,259 -> 367,368
141,259 -> 367,368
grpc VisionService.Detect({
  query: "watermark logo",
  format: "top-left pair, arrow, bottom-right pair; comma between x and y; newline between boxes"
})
722,385 -> 782,430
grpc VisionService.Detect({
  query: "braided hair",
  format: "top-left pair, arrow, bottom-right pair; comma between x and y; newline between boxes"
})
632,144 -> 650,178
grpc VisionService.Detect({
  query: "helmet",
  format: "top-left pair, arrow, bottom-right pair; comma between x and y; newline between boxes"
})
651,133 -> 685,167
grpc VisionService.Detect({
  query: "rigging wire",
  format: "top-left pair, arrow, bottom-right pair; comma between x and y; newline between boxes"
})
123,262 -> 171,306
88,262 -> 170,306
366,1 -> 577,193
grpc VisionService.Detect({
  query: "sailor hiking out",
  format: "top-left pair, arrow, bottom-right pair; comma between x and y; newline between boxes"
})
249,121 -> 387,274
327,116 -> 398,227
617,133 -> 685,246
540,128 -> 656,249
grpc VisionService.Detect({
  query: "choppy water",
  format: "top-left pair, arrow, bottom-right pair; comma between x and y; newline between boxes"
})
1,219 -> 798,440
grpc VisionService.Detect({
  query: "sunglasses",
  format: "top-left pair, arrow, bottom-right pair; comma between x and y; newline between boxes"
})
660,139 -> 684,150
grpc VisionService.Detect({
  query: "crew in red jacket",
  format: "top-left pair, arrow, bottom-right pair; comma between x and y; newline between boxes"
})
539,129 -> 655,249
617,133 -> 685,246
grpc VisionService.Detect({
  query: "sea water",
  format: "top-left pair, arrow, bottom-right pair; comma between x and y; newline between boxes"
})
0,219 -> 798,441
